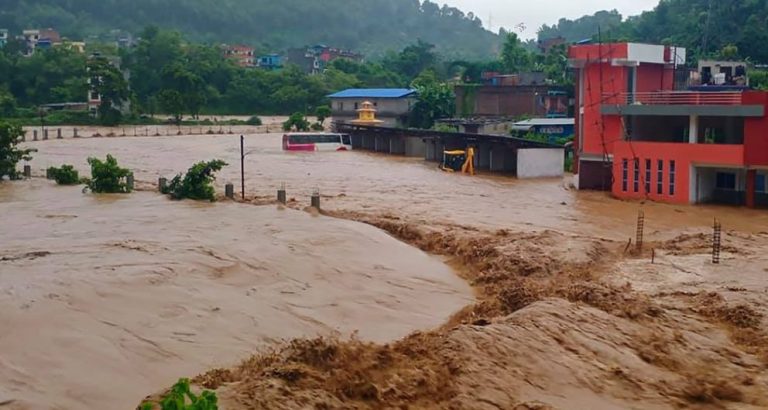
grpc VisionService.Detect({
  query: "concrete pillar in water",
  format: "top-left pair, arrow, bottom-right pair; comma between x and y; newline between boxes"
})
73,128 -> 79,138
311,189 -> 321,209
225,183 -> 234,199
126,174 -> 135,191
33,130 -> 38,141
43,130 -> 48,140
57,128 -> 62,139
277,183 -> 287,204
158,177 -> 168,192
23,165 -> 31,178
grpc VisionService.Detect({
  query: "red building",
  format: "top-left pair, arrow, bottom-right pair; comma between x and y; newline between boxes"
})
569,42 -> 768,208
222,44 -> 255,67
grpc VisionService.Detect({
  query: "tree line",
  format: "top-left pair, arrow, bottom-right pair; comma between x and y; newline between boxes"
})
0,26 -> 569,128
537,0 -> 768,65
0,0 -> 500,60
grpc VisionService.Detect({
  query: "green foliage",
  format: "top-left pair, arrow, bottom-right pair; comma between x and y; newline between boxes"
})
433,123 -> 458,133
310,122 -> 324,131
2,1 -> 499,60
538,10 -> 624,43
542,2 -> 768,63
500,33 -> 532,74
47,164 -> 81,185
521,132 -> 550,144
409,71 -> 455,129
141,378 -> 218,410
43,110 -> 94,125
86,154 -> 132,193
315,105 -> 332,125
0,89 -> 17,117
282,112 -> 310,132
383,40 -> 438,79
751,70 -> 768,90
158,90 -> 185,124
246,115 -> 262,126
0,121 -> 34,180
162,160 -> 227,201
88,56 -> 130,126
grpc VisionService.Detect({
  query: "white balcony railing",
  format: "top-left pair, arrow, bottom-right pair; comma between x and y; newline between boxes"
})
604,91 -> 744,106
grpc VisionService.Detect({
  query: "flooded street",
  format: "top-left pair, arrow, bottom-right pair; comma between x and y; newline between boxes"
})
21,130 -> 768,240
0,179 -> 471,409
3,131 -> 768,409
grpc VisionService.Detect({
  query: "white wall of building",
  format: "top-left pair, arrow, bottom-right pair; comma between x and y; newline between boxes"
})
517,148 -> 564,179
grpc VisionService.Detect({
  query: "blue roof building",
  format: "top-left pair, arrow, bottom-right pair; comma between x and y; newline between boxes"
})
328,88 -> 417,99
329,88 -> 418,127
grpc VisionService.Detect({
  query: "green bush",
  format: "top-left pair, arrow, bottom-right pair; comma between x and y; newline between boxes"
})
43,110 -> 96,125
310,122 -> 324,131
282,112 -> 310,132
0,121 -> 35,180
47,164 -> 81,185
246,115 -> 262,126
162,159 -> 228,201
140,378 -> 218,410
85,154 -> 132,193
315,105 -> 332,125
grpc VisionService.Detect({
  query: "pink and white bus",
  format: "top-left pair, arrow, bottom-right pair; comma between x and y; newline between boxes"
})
282,133 -> 352,152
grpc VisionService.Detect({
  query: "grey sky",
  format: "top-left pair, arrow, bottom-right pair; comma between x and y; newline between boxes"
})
441,0 -> 660,39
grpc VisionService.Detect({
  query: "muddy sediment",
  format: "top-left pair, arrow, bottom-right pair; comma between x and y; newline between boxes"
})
7,132 -> 768,409
143,212 -> 768,409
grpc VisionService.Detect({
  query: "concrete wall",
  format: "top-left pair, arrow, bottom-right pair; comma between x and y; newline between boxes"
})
404,138 -> 426,157
517,149 -> 565,179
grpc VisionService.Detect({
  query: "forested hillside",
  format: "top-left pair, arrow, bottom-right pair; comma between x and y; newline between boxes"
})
0,0 -> 500,59
538,0 -> 768,63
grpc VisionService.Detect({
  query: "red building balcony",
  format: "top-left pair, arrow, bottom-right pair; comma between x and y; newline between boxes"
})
608,91 -> 744,105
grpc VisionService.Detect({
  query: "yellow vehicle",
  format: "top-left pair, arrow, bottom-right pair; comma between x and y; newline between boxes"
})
440,147 -> 475,175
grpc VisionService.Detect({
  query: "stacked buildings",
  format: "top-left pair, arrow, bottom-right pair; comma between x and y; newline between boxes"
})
569,42 -> 768,208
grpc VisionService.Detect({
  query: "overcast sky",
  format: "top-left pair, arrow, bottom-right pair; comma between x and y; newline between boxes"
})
441,0 -> 660,39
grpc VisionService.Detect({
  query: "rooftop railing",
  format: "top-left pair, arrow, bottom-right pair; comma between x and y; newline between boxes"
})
604,91 -> 744,106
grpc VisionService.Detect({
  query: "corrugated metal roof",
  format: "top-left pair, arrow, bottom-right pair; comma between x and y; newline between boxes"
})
514,118 -> 575,127
328,88 -> 417,99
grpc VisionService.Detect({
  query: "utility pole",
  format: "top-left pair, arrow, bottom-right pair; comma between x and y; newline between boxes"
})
240,135 -> 245,200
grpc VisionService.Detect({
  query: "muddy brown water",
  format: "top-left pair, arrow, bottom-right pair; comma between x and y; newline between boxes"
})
3,132 -> 767,408
21,132 -> 768,240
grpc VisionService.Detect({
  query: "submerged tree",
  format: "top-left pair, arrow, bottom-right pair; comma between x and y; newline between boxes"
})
0,121 -> 34,180
162,159 -> 228,201
86,154 -> 132,193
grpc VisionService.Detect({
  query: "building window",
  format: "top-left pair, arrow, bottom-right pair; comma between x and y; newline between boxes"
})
757,174 -> 766,193
338,102 -> 344,111
669,160 -> 676,196
645,159 -> 651,194
354,102 -> 358,110
657,160 -> 664,195
716,172 -> 737,190
622,159 -> 629,192
633,158 -> 640,193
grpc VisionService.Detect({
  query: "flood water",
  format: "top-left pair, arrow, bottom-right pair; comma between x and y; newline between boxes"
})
0,179 -> 471,409
3,131 -> 767,409
22,131 -> 768,240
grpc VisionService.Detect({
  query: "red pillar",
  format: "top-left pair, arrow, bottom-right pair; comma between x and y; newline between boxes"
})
746,169 -> 757,208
